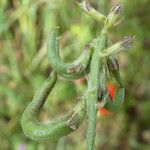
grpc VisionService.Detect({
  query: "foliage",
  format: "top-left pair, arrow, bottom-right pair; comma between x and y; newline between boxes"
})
0,0 -> 150,149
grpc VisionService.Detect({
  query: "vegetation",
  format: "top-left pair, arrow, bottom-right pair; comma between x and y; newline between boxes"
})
0,0 -> 150,150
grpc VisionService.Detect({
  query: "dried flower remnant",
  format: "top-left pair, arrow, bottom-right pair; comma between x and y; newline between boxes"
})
121,36 -> 134,49
111,4 -> 123,15
107,4 -> 123,28
107,58 -> 119,71
78,0 -> 92,12
77,1 -> 106,23
101,36 -> 134,57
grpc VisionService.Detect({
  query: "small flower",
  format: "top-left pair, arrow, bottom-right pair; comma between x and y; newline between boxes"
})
99,83 -> 116,116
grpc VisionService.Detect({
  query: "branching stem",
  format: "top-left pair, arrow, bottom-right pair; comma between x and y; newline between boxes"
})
86,29 -> 107,150
21,2 -> 133,149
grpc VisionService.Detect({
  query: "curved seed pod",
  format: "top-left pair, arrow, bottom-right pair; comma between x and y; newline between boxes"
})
107,57 -> 123,87
21,71 -> 86,142
47,28 -> 93,80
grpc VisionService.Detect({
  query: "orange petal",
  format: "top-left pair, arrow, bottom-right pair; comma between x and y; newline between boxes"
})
99,108 -> 112,116
98,83 -> 116,116
106,83 -> 116,100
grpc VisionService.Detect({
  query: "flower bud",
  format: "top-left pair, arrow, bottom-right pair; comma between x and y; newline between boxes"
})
107,58 -> 123,87
77,1 -> 106,23
98,83 -> 116,116
107,58 -> 119,71
77,0 -> 92,12
101,36 -> 134,57
107,4 -> 123,28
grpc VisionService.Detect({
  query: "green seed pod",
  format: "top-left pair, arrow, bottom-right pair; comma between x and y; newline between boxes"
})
21,71 -> 86,142
47,28 -> 93,80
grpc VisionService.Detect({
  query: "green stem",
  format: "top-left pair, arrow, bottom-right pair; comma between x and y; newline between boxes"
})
86,30 -> 107,150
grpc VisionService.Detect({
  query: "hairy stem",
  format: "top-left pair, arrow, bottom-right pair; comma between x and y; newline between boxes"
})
86,29 -> 107,150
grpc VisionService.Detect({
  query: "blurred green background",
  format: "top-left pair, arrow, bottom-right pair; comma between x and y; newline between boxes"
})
0,0 -> 150,149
